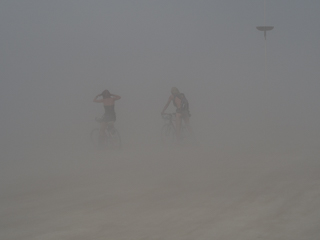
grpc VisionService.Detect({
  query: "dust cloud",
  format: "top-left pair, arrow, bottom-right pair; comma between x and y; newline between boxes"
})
1,1 -> 320,239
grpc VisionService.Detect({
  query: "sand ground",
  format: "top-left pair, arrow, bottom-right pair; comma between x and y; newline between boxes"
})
1,146 -> 320,240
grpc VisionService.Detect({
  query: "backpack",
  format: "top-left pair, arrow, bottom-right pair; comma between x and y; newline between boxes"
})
174,93 -> 189,111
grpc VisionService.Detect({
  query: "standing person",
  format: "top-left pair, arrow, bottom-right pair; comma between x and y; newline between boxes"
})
161,87 -> 192,143
93,90 -> 121,145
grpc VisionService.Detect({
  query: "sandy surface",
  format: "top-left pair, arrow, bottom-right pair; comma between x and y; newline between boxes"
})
1,146 -> 320,240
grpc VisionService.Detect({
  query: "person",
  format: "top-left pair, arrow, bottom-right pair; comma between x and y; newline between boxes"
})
93,90 -> 121,146
161,87 -> 193,143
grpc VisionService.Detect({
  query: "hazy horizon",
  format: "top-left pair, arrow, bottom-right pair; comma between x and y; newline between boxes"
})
1,1 -> 320,159
1,1 -> 320,239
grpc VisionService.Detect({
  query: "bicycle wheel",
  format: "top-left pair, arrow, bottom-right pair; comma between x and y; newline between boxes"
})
91,128 -> 103,148
106,128 -> 121,150
180,125 -> 188,143
180,125 -> 196,145
161,124 -> 175,145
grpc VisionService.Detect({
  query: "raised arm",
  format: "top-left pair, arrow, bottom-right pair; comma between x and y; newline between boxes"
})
111,94 -> 121,100
161,95 -> 173,115
93,94 -> 104,103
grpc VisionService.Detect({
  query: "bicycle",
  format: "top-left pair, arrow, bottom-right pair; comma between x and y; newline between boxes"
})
161,113 -> 192,145
91,117 -> 121,150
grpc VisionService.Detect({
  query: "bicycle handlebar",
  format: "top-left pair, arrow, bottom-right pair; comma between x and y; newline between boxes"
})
161,113 -> 176,120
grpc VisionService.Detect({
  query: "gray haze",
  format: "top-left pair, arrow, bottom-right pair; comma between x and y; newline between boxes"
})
1,0 -> 320,155
1,1 -> 320,239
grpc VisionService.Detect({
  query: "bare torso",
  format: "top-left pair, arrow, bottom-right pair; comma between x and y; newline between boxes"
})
101,97 -> 116,106
170,94 -> 181,109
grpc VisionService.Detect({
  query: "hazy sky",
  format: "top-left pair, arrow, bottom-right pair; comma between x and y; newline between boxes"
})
1,1 -> 320,160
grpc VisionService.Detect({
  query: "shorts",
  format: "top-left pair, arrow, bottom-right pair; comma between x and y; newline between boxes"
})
101,113 -> 116,123
176,108 -> 191,118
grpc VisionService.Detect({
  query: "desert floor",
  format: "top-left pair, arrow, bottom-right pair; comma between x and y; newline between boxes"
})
1,145 -> 320,240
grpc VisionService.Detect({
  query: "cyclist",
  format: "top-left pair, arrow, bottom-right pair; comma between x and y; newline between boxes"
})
161,87 -> 192,143
93,89 -> 121,146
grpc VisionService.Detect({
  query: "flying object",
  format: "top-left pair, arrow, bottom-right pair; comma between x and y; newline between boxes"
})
256,26 -> 274,40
